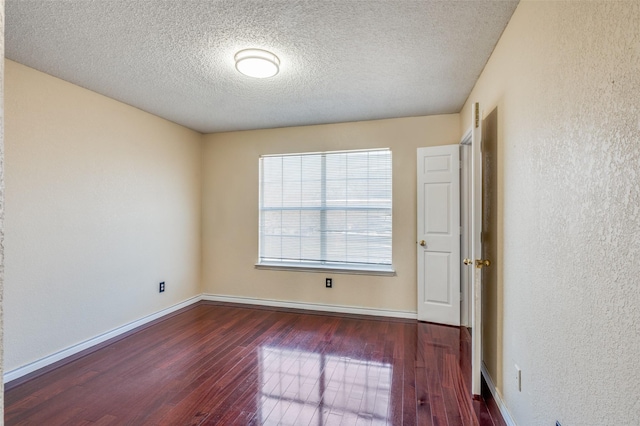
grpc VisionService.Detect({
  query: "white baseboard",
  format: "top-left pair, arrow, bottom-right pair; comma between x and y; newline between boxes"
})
481,363 -> 517,426
4,295 -> 201,384
202,293 -> 417,320
5,293 -> 416,384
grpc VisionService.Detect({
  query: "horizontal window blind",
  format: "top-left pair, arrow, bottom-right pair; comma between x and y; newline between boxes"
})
259,149 -> 392,270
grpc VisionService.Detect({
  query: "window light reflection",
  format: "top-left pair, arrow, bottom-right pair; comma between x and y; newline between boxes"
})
258,345 -> 393,425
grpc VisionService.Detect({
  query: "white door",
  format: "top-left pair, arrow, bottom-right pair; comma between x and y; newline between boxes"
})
469,102 -> 484,396
417,145 -> 460,326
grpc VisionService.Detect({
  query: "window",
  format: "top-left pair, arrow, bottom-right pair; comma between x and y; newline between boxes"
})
258,148 -> 393,273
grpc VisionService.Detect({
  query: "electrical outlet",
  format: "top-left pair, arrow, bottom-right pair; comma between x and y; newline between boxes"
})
326,278 -> 332,288
515,364 -> 522,391
159,282 -> 165,293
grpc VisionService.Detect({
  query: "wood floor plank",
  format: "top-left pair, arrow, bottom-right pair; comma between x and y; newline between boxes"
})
403,324 -> 418,426
5,302 -> 503,426
415,367 -> 434,426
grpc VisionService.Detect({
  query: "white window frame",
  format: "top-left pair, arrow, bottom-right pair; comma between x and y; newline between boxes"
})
256,148 -> 395,276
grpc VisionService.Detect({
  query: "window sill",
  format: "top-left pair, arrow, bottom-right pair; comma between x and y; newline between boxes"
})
254,262 -> 396,277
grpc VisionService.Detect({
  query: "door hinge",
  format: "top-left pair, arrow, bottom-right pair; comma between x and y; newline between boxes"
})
474,103 -> 480,129
460,226 -> 463,235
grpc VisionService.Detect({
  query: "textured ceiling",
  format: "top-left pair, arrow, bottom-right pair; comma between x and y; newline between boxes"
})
6,1 -> 519,134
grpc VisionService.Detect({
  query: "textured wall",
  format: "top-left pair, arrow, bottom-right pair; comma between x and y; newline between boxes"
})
461,1 -> 640,424
202,115 -> 460,312
5,60 -> 202,372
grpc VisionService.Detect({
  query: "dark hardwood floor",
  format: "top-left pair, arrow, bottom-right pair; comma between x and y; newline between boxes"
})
5,302 -> 504,425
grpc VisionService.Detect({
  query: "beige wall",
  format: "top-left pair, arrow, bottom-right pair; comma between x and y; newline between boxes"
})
202,115 -> 460,312
461,1 -> 640,424
4,60 -> 203,372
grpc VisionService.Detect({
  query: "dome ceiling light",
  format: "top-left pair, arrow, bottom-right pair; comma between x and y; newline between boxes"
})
234,49 -> 280,78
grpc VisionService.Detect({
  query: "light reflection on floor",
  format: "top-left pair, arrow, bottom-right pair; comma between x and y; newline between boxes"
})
258,345 -> 393,425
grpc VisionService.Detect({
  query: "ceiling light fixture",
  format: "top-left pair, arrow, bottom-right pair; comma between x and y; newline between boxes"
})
234,49 -> 280,78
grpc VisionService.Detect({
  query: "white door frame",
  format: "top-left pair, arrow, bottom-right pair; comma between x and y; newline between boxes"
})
461,102 -> 483,396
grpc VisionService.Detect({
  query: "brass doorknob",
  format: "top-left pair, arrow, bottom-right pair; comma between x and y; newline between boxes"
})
419,240 -> 426,247
474,259 -> 491,268
463,258 -> 491,268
